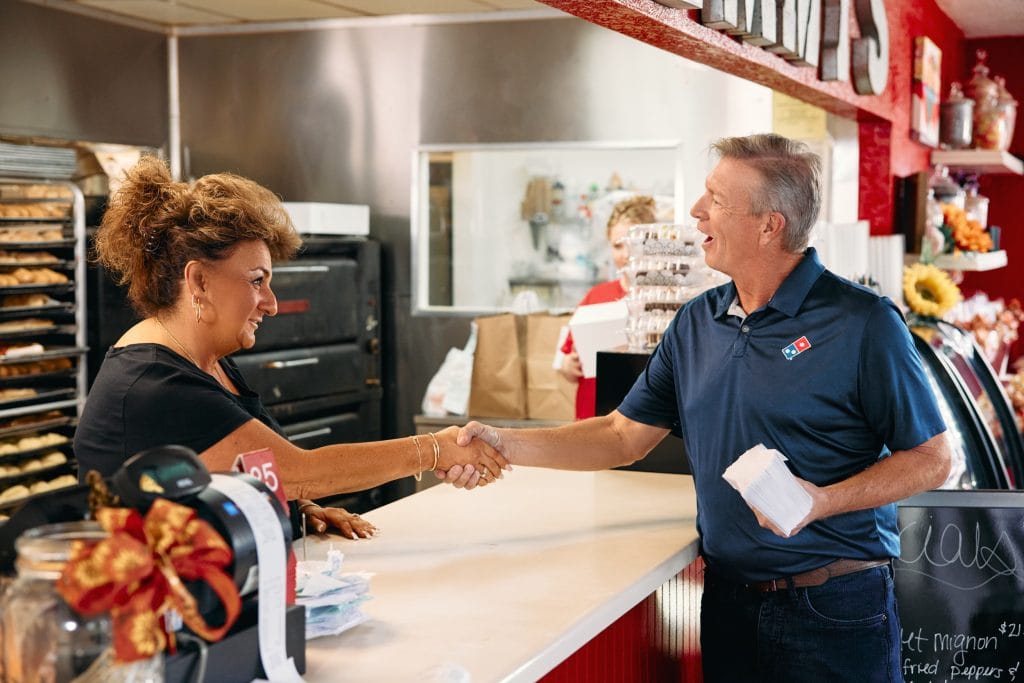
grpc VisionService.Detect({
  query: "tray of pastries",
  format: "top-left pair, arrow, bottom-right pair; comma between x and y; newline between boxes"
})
0,387 -> 75,409
0,473 -> 78,510
0,411 -> 74,439
0,201 -> 70,221
0,249 -> 65,267
0,430 -> 69,459
0,317 -> 59,335
0,293 -> 75,317
0,356 -> 76,384
0,225 -> 73,246
0,450 -> 69,480
0,267 -> 69,288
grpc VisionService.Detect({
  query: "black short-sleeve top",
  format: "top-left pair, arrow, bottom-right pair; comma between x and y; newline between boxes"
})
74,344 -> 283,479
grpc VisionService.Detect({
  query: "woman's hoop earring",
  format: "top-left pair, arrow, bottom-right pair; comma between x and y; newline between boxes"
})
192,295 -> 202,324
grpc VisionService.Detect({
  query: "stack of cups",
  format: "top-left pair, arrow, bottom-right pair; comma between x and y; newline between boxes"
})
622,223 -> 727,351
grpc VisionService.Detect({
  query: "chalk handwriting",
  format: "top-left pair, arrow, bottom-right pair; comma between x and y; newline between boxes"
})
897,520 -> 1022,590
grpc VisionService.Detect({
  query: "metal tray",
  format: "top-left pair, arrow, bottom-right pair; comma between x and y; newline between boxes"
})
0,283 -> 73,297
0,387 -> 76,410
0,302 -> 76,320
0,414 -> 75,440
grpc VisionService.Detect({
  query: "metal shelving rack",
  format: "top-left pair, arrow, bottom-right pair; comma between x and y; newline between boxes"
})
0,176 -> 86,511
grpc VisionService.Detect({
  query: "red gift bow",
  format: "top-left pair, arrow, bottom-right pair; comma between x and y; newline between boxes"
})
56,498 -> 241,663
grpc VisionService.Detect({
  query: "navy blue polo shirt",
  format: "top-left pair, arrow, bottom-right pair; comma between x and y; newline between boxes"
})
619,248 -> 946,582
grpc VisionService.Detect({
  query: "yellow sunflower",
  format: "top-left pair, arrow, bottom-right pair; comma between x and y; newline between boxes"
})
903,263 -> 961,318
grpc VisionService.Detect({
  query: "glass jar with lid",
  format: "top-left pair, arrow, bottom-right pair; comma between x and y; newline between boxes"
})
0,521 -> 162,683
966,50 -> 1004,149
963,177 -> 990,228
939,82 -> 974,149
927,165 -> 965,210
992,76 -> 1018,152
1,521 -> 111,682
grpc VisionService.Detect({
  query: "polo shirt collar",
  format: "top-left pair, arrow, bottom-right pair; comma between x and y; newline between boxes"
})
711,247 -> 825,320
769,247 -> 825,317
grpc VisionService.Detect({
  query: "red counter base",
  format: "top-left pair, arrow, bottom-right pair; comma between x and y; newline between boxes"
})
541,557 -> 705,683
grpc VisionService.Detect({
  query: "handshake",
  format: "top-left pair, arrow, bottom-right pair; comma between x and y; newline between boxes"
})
430,421 -> 510,490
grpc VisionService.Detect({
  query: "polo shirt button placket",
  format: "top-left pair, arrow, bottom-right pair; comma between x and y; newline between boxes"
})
733,323 -> 752,357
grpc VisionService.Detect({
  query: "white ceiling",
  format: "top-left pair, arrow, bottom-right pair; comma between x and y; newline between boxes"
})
934,0 -> 1024,39
22,0 -> 551,31
22,0 -> 1024,36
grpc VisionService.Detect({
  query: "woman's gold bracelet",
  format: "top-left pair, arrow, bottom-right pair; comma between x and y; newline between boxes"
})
298,501 -> 322,514
427,432 -> 441,471
412,435 -> 425,481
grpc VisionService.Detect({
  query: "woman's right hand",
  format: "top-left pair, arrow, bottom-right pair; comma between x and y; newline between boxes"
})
431,426 -> 509,484
558,349 -> 583,381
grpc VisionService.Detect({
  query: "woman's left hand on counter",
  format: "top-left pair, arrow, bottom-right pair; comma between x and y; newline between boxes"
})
300,500 -> 378,539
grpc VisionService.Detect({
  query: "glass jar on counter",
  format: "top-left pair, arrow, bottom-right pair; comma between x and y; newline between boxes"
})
964,183 -> 990,229
939,82 -> 974,149
928,165 -> 965,210
0,521 -> 111,682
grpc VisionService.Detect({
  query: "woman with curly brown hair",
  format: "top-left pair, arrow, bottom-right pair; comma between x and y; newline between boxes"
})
74,156 -> 506,537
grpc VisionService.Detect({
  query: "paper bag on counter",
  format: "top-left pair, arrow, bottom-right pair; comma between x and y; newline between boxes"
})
469,313 -> 528,419
526,313 -> 574,420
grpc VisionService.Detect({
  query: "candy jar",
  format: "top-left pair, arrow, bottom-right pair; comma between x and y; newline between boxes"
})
966,50 -> 1002,149
928,165 -> 965,210
939,82 -> 974,149
963,177 -> 990,228
993,76 -> 1018,151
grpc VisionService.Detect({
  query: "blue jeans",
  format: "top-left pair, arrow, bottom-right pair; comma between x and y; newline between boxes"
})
700,564 -> 902,683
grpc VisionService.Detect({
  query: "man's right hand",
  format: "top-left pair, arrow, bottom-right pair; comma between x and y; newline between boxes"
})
434,421 -> 510,489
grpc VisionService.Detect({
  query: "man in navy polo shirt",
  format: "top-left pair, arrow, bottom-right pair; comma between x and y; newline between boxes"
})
453,133 -> 952,682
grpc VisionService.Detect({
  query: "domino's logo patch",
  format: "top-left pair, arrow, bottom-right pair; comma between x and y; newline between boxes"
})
781,335 -> 811,360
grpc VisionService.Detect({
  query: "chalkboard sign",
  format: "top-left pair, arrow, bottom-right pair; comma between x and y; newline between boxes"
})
897,491 -> 1024,683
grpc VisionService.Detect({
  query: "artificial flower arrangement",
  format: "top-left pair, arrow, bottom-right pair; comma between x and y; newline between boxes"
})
56,493 -> 241,664
903,262 -> 962,319
940,203 -> 993,254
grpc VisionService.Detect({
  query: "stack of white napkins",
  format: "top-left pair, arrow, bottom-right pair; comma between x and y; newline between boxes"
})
296,548 -> 372,639
722,443 -> 812,536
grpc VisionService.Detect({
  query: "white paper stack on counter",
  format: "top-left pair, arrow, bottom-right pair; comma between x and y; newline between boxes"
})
296,547 -> 373,639
722,443 -> 813,536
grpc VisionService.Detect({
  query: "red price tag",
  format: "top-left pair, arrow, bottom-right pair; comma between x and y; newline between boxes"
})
233,448 -> 288,514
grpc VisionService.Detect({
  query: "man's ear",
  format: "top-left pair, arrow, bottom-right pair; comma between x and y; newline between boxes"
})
760,211 -> 786,246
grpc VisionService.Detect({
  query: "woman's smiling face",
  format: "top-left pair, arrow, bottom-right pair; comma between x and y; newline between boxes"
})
203,240 -> 277,353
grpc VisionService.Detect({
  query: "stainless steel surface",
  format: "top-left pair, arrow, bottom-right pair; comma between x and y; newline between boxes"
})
0,2 -> 167,145
175,16 -> 770,438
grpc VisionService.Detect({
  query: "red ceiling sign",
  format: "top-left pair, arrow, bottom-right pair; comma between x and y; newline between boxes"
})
656,0 -> 889,95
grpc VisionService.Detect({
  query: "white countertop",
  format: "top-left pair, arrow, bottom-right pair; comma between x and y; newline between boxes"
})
300,468 -> 699,682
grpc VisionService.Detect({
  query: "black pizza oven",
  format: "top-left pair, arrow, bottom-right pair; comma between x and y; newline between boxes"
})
87,235 -> 390,512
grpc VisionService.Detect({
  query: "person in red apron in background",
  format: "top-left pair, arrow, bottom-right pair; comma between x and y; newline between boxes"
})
558,195 -> 658,419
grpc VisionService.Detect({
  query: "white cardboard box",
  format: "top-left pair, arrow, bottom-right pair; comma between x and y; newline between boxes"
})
568,300 -> 628,378
282,202 -> 369,236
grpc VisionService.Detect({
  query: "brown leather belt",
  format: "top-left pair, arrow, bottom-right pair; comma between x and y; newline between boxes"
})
748,558 -> 891,592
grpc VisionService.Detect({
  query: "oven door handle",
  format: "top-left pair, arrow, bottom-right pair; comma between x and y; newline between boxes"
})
288,427 -> 332,442
263,357 -> 320,369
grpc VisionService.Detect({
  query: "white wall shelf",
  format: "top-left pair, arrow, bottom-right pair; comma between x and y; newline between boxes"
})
930,150 -> 1023,175
932,249 -> 1007,271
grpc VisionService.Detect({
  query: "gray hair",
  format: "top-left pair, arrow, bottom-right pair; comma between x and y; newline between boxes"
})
710,134 -> 822,253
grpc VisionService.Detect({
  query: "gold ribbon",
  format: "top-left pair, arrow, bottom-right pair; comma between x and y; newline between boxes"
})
56,498 -> 241,663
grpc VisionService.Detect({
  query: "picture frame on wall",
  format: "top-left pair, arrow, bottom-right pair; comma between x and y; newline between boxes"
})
911,36 -> 942,148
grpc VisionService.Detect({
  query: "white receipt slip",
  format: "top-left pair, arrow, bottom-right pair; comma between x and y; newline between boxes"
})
722,444 -> 812,536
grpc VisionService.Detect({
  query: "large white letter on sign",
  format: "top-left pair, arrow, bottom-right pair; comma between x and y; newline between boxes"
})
851,0 -> 888,94
820,0 -> 850,81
